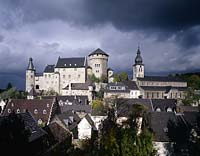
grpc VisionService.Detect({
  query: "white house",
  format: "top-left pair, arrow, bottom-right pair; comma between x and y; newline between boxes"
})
78,114 -> 97,139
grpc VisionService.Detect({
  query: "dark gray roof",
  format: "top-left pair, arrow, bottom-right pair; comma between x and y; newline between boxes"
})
105,81 -> 139,93
148,112 -> 177,142
122,81 -> 139,90
152,99 -> 177,112
0,112 -> 47,142
84,114 -> 97,130
56,111 -> 81,131
57,95 -> 89,105
116,99 -> 153,117
138,76 -> 187,82
27,57 -> 35,70
55,57 -> 86,68
21,112 -> 47,142
182,112 -> 199,126
140,86 -> 187,92
178,106 -> 199,112
60,103 -> 92,114
44,65 -> 55,73
134,48 -> 143,65
35,73 -> 43,76
63,80 -> 93,90
28,87 -> 37,96
88,48 -> 109,57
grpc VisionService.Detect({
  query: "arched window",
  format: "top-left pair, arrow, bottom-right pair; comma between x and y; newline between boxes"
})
34,109 -> 38,114
155,107 -> 161,112
8,109 -> 11,113
36,85 -> 39,89
17,109 -> 20,113
43,109 -> 47,114
166,107 -> 173,112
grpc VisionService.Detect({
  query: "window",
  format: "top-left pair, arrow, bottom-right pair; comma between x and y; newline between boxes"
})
156,108 -> 161,112
36,85 -> 39,89
43,110 -> 47,114
17,109 -> 20,113
34,109 -> 38,114
63,75 -> 65,78
47,103 -> 49,108
68,75 -> 71,78
8,109 -> 11,113
78,74 -> 80,78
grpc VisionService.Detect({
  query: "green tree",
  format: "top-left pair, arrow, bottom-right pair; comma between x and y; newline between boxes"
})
90,74 -> 100,83
113,72 -> 129,82
182,88 -> 200,106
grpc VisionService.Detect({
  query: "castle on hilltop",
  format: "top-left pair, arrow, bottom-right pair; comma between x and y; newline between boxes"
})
26,47 -> 187,100
26,48 -> 113,96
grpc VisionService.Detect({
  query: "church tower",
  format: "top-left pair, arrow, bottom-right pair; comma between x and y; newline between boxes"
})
26,57 -> 35,92
133,47 -> 144,81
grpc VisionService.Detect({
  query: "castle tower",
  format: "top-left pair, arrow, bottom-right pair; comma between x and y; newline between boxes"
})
26,57 -> 35,92
88,48 -> 109,79
133,47 -> 144,81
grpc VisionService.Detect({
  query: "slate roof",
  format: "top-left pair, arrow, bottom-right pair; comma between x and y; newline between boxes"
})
138,76 -> 187,82
28,87 -> 37,96
152,99 -> 177,112
84,114 -> 97,131
148,112 -> 177,142
122,81 -> 140,90
55,111 -> 81,131
44,65 -> 55,73
0,112 -> 47,142
178,106 -> 199,112
27,57 -> 35,70
140,86 -> 187,92
105,81 -> 139,93
88,48 -> 109,57
134,48 -> 143,65
63,80 -> 93,90
116,99 -> 153,117
57,95 -> 89,105
60,104 -> 92,114
3,99 -> 55,124
55,57 -> 86,68
35,73 -> 43,77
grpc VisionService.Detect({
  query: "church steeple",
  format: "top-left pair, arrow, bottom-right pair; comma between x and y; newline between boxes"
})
134,47 -> 143,65
27,57 -> 35,70
133,47 -> 144,81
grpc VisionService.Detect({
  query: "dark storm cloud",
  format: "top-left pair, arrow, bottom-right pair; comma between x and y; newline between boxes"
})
3,0 -> 200,49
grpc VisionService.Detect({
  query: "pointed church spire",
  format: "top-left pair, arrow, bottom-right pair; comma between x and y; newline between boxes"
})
27,57 -> 35,70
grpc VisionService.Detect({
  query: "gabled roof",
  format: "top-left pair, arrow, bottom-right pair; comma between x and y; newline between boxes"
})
116,99 -> 153,117
0,112 -> 47,142
138,76 -> 187,82
28,87 -> 37,96
55,57 -> 86,68
148,112 -> 177,142
44,65 -> 55,73
122,81 -> 140,90
140,86 -> 187,92
84,114 -> 97,130
88,48 -> 109,57
3,99 -> 55,124
152,99 -> 177,112
57,95 -> 89,105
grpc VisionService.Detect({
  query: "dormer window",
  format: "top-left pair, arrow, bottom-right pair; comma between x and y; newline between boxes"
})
34,109 -> 38,114
155,107 -> 161,112
64,64 -> 67,66
17,109 -> 20,113
75,64 -> 77,66
47,104 -> 49,108
69,64 -> 71,66
8,109 -> 11,113
43,110 -> 47,114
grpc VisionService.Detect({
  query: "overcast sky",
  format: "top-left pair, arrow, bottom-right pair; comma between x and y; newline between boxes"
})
0,0 -> 200,89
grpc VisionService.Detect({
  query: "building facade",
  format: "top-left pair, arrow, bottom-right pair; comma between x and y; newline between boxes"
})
132,48 -> 187,99
26,48 -> 110,95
